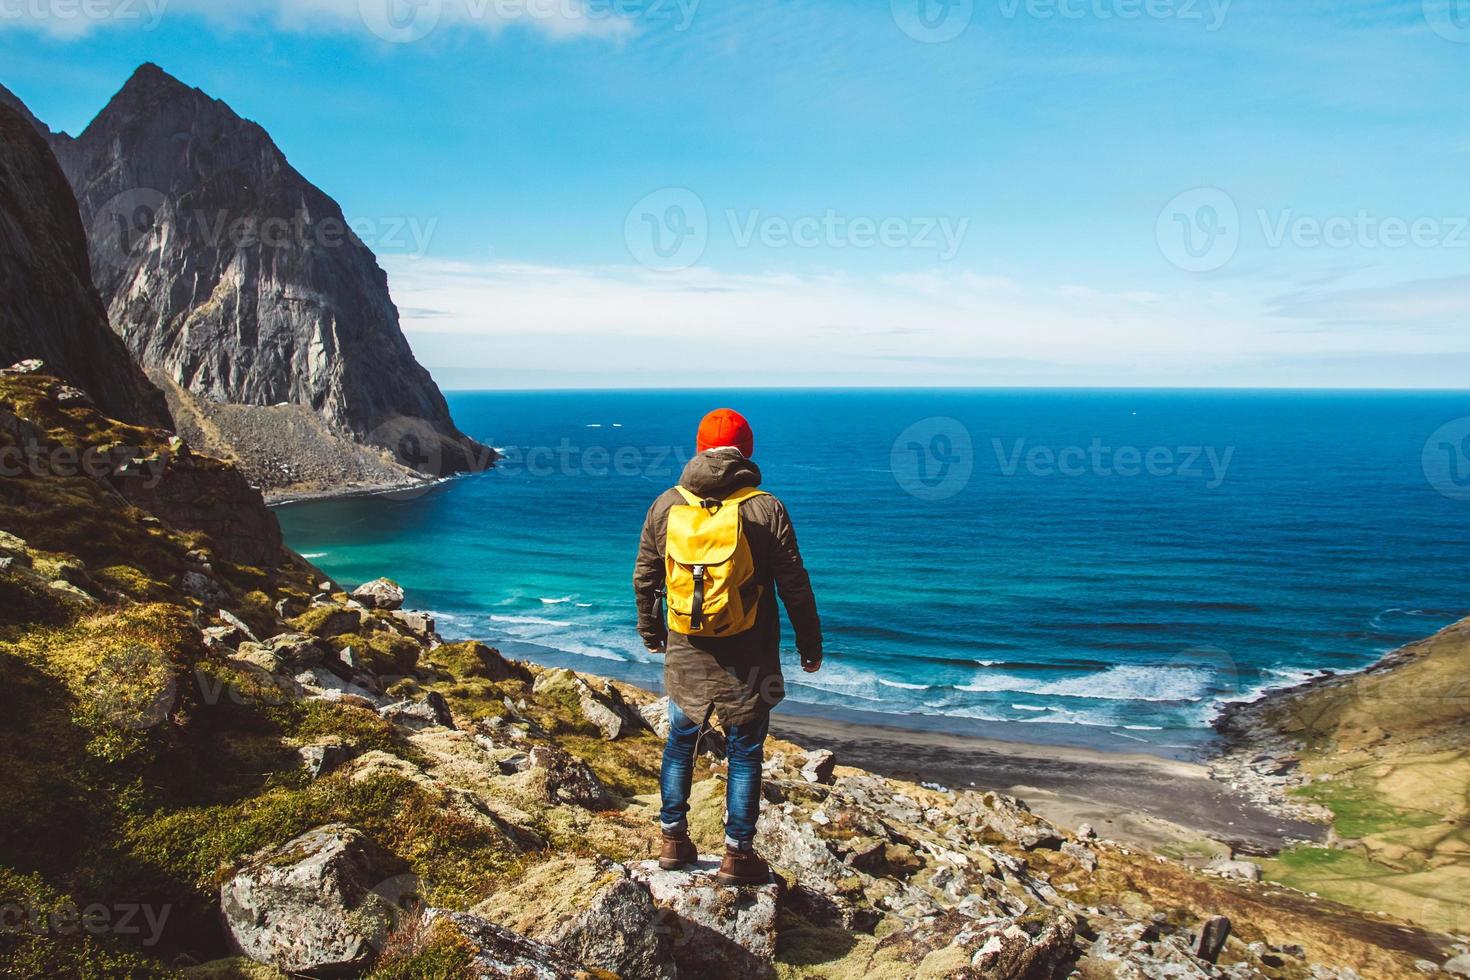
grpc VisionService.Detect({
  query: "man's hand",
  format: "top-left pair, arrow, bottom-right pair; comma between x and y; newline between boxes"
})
644,638 -> 667,654
800,652 -> 823,673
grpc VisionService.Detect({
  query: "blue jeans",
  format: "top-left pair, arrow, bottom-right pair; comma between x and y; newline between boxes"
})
660,699 -> 769,850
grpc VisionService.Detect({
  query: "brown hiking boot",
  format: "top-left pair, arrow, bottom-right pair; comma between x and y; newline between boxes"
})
715,845 -> 771,886
658,829 -> 698,870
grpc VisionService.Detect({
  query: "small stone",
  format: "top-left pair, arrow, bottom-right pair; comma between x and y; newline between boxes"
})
1077,823 -> 1097,840
1204,858 -> 1263,881
528,744 -> 611,810
219,608 -> 259,643
379,693 -> 455,732
800,749 -> 837,785
299,743 -> 354,779
4,359 -> 44,374
1061,841 -> 1099,872
1444,954 -> 1470,977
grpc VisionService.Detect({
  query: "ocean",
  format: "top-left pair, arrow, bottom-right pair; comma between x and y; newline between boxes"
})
275,389 -> 1470,758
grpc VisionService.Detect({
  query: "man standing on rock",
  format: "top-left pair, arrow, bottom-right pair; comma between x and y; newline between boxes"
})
634,408 -> 823,886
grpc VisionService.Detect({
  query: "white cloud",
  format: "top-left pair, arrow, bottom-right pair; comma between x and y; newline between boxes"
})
0,0 -> 636,41
380,257 -> 1422,386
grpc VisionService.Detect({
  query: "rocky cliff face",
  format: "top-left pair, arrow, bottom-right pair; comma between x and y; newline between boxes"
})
25,64 -> 489,480
0,100 -> 170,429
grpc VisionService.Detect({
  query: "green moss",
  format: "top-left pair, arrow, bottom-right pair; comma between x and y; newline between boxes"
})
1291,780 -> 1441,839
283,700 -> 406,758
0,867 -> 179,978
93,565 -> 179,603
366,918 -> 478,980
328,632 -> 422,676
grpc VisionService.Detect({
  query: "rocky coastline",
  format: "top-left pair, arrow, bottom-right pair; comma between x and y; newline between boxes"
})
2,368 -> 1467,978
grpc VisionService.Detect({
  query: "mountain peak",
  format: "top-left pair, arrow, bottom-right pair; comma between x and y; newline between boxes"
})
0,81 -> 49,138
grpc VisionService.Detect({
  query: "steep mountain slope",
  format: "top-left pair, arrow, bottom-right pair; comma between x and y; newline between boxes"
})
0,101 -> 169,429
17,64 -> 490,487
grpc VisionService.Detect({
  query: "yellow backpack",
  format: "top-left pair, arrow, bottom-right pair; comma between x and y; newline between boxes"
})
664,485 -> 768,637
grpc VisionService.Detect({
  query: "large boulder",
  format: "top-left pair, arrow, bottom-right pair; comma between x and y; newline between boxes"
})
533,668 -> 644,740
631,858 -> 780,980
421,910 -> 588,979
475,859 -> 676,980
351,577 -> 405,611
756,801 -> 849,894
220,824 -> 395,975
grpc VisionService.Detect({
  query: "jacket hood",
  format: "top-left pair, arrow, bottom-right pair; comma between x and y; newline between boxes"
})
678,449 -> 763,499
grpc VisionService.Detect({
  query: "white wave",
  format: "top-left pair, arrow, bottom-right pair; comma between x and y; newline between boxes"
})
489,614 -> 575,628
575,603 -> 594,608
539,596 -> 574,605
957,664 -> 1212,703
1111,730 -> 1150,743
1011,704 -> 1049,712
301,552 -> 328,559
1123,724 -> 1163,731
879,679 -> 931,690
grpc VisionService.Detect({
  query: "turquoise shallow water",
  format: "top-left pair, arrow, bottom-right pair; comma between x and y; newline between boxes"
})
275,389 -> 1470,758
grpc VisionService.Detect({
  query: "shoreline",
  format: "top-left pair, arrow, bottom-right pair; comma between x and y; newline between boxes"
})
768,710 -> 1325,857
481,637 -> 1324,855
266,472 -> 463,508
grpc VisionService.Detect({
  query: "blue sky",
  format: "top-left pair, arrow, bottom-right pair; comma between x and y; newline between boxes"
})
3,0 -> 1468,387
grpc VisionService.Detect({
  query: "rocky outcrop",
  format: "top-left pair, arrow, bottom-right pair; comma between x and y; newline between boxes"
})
220,824 -> 394,974
420,910 -> 588,980
631,859 -> 781,980
0,102 -> 169,429
11,65 -> 492,488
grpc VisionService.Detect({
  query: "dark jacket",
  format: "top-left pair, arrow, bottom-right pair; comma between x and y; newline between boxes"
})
634,449 -> 822,727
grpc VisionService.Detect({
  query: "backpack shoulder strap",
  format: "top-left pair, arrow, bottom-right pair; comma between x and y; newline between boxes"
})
674,485 -> 768,507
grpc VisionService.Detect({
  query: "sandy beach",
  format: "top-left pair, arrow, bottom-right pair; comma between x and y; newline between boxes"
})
771,712 -> 1324,857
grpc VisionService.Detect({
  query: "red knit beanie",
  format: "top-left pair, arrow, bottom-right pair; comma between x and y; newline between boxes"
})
696,408 -> 754,458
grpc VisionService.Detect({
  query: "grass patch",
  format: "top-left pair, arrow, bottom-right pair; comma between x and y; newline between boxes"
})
1291,779 -> 1440,839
